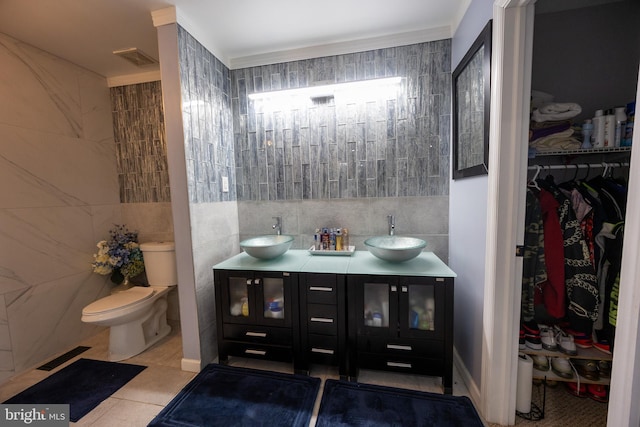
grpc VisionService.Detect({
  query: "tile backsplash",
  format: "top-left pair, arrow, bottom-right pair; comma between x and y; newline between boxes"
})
232,40 -> 451,201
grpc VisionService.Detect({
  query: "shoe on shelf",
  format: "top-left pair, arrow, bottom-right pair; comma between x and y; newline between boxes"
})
562,327 -> 593,348
519,327 -> 526,350
587,384 -> 609,403
539,325 -> 558,351
573,359 -> 600,381
598,360 -> 612,378
525,335 -> 543,350
566,381 -> 587,397
555,328 -> 578,356
551,357 -> 574,379
523,320 -> 541,337
532,355 -> 549,372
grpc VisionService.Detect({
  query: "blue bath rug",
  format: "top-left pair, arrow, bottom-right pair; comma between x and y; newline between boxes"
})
316,379 -> 484,427
148,364 -> 320,427
3,358 -> 145,422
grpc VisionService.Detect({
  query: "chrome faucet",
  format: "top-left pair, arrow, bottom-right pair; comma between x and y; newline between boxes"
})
388,215 -> 395,236
272,216 -> 282,235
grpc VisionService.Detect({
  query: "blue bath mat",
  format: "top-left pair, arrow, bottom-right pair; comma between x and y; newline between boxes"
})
148,364 -> 320,427
3,358 -> 145,422
316,379 -> 484,427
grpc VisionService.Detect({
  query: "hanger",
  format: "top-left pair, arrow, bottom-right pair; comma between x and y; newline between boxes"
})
528,165 -> 541,191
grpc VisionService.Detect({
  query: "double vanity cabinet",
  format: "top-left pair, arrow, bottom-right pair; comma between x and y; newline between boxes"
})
213,249 -> 456,393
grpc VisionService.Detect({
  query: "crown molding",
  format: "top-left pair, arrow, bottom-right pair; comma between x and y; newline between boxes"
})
107,70 -> 161,87
229,26 -> 452,69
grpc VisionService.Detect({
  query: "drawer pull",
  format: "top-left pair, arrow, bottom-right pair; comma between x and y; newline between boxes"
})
245,349 -> 267,356
387,344 -> 412,351
311,348 -> 335,355
310,317 -> 334,323
309,286 -> 333,292
245,332 -> 267,338
387,361 -> 412,369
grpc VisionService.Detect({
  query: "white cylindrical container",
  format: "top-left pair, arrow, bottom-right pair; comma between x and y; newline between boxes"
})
516,353 -> 533,414
593,110 -> 605,148
604,113 -> 616,147
140,241 -> 178,286
614,107 -> 627,147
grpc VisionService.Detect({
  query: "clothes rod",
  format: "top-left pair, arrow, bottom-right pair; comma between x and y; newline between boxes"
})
527,162 -> 629,171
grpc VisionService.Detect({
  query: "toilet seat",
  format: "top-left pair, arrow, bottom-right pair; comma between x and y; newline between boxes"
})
83,287 -> 155,315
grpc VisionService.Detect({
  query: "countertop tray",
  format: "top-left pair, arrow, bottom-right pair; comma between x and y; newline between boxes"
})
308,246 -> 356,256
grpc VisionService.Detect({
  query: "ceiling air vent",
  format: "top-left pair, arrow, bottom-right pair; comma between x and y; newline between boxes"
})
112,47 -> 158,67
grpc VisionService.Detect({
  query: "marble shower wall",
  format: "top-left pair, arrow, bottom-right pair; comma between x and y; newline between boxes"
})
0,33 -> 121,382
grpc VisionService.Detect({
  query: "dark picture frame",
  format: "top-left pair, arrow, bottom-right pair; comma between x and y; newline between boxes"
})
452,20 -> 492,180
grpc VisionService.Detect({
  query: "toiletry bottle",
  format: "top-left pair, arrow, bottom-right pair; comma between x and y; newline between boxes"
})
614,107 -> 627,147
604,109 -> 616,147
593,109 -> 605,148
336,228 -> 343,251
321,228 -> 329,250
314,228 -> 321,250
342,228 -> 349,250
623,102 -> 635,147
581,119 -> 593,149
329,228 -> 336,250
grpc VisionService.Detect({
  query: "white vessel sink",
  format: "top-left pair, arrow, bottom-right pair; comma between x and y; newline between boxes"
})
364,236 -> 426,262
240,235 -> 294,260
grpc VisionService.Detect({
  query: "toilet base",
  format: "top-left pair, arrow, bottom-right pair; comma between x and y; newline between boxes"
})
107,298 -> 172,362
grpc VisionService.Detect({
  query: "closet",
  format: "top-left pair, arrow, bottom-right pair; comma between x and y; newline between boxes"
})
518,0 -> 639,422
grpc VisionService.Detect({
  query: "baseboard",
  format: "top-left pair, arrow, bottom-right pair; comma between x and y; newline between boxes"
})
453,347 -> 482,411
181,358 -> 201,372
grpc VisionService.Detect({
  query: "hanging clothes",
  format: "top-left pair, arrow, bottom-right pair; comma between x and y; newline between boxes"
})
534,188 -> 565,321
551,186 -> 599,335
521,188 -> 547,322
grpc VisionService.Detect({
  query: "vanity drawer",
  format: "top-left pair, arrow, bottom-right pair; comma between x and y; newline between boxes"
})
306,304 -> 338,335
221,341 -> 293,363
307,334 -> 339,364
223,324 -> 291,345
357,337 -> 444,359
305,274 -> 337,305
357,352 -> 444,376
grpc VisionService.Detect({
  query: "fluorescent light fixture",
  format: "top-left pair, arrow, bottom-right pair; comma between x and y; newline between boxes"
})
248,77 -> 402,101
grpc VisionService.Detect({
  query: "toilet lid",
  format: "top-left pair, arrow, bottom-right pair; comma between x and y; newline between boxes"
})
83,287 -> 155,315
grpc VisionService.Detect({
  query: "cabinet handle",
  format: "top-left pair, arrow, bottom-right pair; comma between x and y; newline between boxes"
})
309,286 -> 333,292
254,279 -> 261,285
391,285 -> 397,292
310,317 -> 334,323
246,279 -> 252,285
311,348 -> 335,355
245,349 -> 267,356
245,332 -> 267,338
387,361 -> 412,369
401,286 -> 408,293
387,344 -> 412,351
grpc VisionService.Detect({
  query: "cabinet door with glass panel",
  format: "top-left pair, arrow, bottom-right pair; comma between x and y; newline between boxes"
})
218,270 -> 292,327
354,275 -> 445,340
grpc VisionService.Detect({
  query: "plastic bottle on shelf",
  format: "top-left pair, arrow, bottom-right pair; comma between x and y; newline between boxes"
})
336,228 -> 343,251
614,106 -> 627,148
622,101 -> 635,147
604,109 -> 616,147
581,119 -> 593,149
593,110 -> 605,148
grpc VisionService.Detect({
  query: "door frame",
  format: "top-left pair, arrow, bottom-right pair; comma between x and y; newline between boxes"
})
482,0 -> 640,425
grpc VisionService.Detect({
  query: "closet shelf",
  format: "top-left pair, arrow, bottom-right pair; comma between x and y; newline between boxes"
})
531,146 -> 631,157
521,346 -> 612,361
531,369 -> 611,385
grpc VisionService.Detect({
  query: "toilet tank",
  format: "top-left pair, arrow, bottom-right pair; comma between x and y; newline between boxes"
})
140,241 -> 178,286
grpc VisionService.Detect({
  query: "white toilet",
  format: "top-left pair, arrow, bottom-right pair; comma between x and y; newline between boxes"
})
82,241 -> 178,361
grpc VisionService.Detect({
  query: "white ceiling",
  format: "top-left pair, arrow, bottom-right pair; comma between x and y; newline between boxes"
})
0,0 -> 470,79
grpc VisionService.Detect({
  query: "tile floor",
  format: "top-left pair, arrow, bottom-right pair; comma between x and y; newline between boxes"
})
0,322 -> 479,426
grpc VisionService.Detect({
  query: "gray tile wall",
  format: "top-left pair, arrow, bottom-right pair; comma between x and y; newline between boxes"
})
178,26 -> 236,203
232,40 -> 451,201
110,82 -> 171,203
